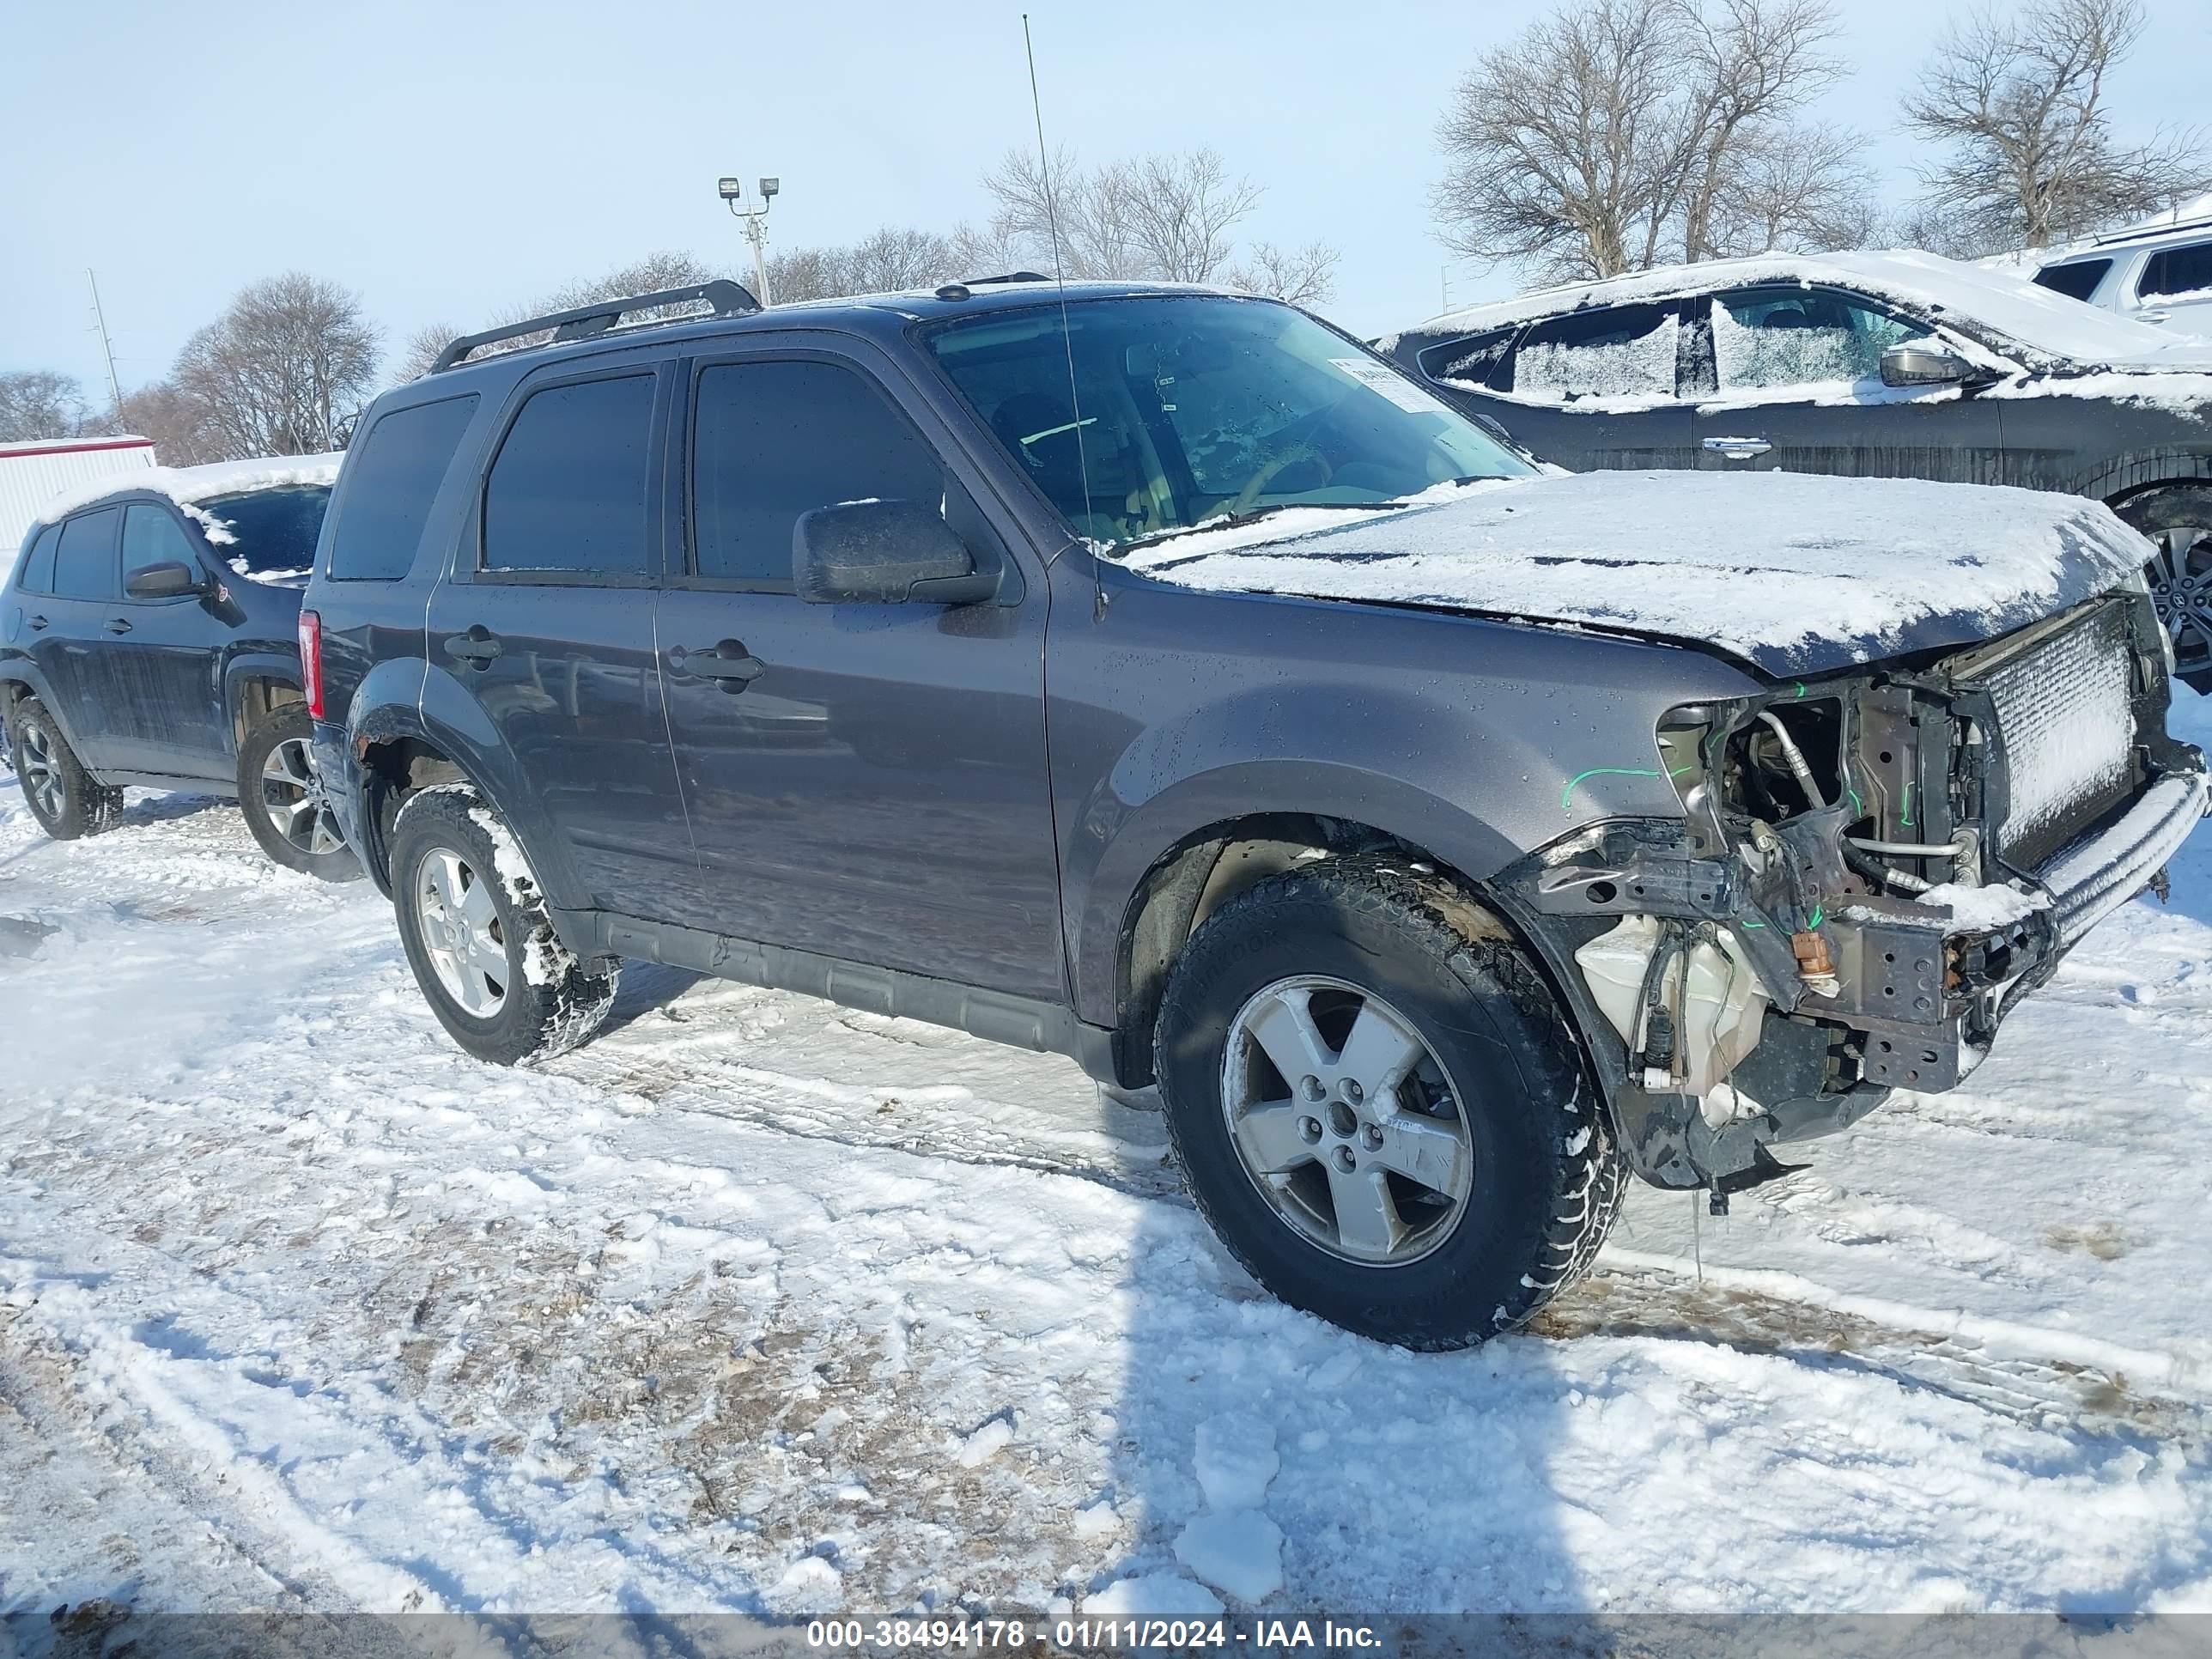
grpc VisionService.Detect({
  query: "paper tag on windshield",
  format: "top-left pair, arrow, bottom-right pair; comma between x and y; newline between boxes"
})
1330,357 -> 1451,415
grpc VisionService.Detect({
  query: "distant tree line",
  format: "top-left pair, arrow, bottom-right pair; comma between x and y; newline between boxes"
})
1432,0 -> 2209,281
8,1 -> 2204,460
6,145 -> 1338,462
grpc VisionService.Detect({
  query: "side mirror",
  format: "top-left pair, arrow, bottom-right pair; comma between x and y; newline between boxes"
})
1880,339 -> 1986,388
793,499 -> 997,605
124,561 -> 206,600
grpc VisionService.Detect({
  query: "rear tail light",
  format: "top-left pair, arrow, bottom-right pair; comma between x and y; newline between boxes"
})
299,608 -> 325,720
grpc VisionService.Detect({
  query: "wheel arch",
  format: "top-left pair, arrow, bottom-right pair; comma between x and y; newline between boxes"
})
1102,805 -> 1551,1089
222,656 -> 304,753
2080,450 -> 2212,507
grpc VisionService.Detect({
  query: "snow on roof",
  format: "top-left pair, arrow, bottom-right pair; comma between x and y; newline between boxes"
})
1389,249 -> 2184,368
1125,469 -> 2149,675
33,452 -> 342,529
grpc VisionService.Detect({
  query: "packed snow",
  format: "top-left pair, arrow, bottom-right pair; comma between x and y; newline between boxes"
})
1123,469 -> 2149,674
3,702 -> 2212,1642
31,453 -> 343,533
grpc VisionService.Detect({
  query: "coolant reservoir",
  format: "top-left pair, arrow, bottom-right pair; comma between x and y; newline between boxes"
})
1575,916 -> 1770,1118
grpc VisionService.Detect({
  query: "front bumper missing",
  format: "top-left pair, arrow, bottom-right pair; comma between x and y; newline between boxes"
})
1501,757 -> 2209,1188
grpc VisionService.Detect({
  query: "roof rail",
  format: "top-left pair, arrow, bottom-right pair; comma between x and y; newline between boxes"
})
2090,213 -> 2212,250
963,270 -> 1053,285
430,280 -> 762,374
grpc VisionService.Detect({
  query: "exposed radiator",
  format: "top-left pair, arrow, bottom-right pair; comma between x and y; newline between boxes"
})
1985,604 -> 2137,869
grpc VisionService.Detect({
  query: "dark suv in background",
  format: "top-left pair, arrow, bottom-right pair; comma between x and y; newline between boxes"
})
1382,250 -> 2212,689
1,459 -> 356,878
303,278 -> 2202,1350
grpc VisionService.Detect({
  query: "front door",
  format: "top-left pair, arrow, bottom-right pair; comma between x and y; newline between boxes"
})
654,343 -> 1064,1000
1692,287 -> 2008,483
426,356 -> 694,920
100,501 -> 233,780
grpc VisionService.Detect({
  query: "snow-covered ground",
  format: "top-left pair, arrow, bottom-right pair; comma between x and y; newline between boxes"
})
5,706 -> 2212,1640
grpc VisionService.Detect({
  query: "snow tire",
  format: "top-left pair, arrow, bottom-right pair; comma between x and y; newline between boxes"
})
1153,857 -> 1626,1350
9,698 -> 123,842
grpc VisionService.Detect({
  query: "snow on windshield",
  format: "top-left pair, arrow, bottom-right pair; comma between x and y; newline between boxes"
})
1516,313 -> 1680,399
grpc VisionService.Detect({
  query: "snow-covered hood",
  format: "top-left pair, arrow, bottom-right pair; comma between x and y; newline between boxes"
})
1124,471 -> 2151,676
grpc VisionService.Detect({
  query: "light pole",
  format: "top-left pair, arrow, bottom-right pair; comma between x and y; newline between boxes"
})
718,175 -> 779,306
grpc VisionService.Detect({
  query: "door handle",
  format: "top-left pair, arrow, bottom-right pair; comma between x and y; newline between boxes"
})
26,615 -> 46,631
2142,309 -> 2171,324
1703,435 -> 1772,459
672,641 -> 765,692
106,617 -> 134,635
442,626 -> 503,667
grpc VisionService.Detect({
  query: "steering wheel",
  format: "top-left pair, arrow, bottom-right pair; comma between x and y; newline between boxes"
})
1231,443 -> 1334,515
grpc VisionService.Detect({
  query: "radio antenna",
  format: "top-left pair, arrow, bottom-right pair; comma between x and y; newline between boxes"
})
1022,14 -> 1109,620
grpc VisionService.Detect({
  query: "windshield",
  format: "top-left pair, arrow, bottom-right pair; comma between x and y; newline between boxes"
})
194,484 -> 331,580
925,295 -> 1534,550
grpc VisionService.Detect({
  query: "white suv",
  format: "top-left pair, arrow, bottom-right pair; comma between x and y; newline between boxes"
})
2033,216 -> 2212,332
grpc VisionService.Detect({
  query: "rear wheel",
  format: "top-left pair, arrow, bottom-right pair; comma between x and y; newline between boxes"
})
2118,485 -> 2212,694
9,699 -> 122,842
237,704 -> 359,881
1153,859 -> 1626,1350
387,784 -> 617,1065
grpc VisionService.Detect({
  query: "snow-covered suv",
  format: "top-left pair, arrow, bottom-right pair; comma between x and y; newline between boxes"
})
2033,213 -> 2212,333
0,458 -> 356,878
304,278 -> 2204,1349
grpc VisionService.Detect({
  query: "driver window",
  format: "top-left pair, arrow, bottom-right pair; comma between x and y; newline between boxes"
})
122,504 -> 199,597
1712,289 -> 1921,392
690,359 -> 947,588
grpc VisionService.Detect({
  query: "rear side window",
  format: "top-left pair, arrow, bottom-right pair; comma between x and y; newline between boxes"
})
326,395 -> 480,581
483,374 -> 657,577
198,486 -> 330,579
2032,259 -> 2111,301
52,508 -> 121,600
15,525 -> 60,594
1422,329 -> 1516,392
2141,243 -> 2212,301
689,359 -> 944,586
1510,303 -> 1680,401
122,505 -> 199,591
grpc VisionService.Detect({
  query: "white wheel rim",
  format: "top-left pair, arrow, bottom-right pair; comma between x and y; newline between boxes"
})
1219,974 -> 1475,1267
413,848 -> 508,1018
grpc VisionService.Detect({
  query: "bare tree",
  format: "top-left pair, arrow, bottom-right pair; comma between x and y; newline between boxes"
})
1227,240 -> 1342,307
982,147 -> 1273,284
392,323 -> 461,386
172,273 -> 380,457
1706,125 -> 1881,256
0,371 -> 93,442
1904,0 -> 2211,252
1675,0 -> 1849,260
113,380 -> 228,466
1432,0 -> 1863,281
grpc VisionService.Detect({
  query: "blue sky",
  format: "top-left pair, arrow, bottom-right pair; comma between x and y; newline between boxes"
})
3,0 -> 2204,398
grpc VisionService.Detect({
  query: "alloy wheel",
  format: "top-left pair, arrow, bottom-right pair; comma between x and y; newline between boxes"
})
414,848 -> 508,1018
18,723 -> 66,822
1219,974 -> 1475,1266
2147,525 -> 2212,681
260,737 -> 346,857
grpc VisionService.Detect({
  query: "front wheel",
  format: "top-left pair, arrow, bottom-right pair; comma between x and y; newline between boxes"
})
387,783 -> 617,1066
237,704 -> 360,881
1154,860 -> 1625,1350
2118,485 -> 2212,694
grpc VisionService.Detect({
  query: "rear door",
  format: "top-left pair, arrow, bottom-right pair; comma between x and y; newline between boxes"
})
1473,301 -> 1698,471
653,338 -> 1064,1000
424,355 -> 695,918
1692,286 -> 2008,483
35,507 -> 125,769
100,501 -> 232,779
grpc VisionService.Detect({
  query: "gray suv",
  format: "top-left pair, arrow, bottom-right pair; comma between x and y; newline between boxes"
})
302,278 -> 2205,1349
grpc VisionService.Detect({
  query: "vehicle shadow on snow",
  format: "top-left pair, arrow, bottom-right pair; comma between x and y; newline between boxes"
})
1096,1134 -> 1587,1632
595,960 -> 707,1036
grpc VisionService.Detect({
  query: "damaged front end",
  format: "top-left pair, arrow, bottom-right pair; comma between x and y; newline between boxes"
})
1497,583 -> 2208,1198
